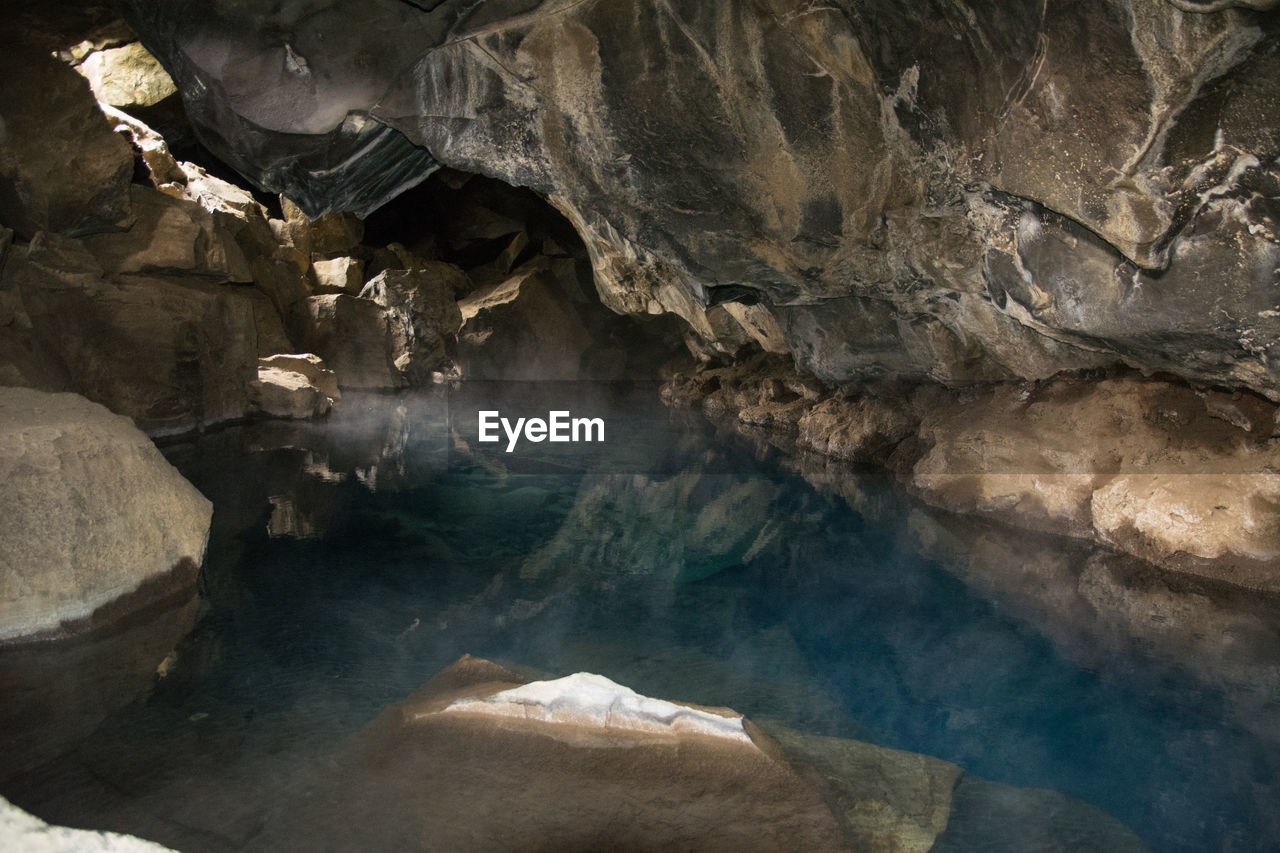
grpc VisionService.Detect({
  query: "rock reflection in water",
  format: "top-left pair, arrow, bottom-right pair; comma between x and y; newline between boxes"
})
2,386 -> 1277,851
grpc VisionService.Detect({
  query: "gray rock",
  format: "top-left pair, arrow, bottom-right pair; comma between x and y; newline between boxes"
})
119,0 -> 1280,397
0,387 -> 212,642
0,796 -> 176,852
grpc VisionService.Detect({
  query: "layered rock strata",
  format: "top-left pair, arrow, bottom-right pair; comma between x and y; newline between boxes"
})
665,358 -> 1280,591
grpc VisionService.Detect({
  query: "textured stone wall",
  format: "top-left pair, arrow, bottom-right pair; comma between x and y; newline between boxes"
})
120,0 -> 1279,395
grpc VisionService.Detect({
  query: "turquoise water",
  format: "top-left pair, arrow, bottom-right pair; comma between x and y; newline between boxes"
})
4,384 -> 1279,851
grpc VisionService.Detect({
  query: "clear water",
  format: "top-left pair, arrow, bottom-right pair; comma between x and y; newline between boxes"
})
3,384 -> 1279,851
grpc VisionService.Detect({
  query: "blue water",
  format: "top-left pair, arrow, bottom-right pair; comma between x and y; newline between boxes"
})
4,384 -> 1279,851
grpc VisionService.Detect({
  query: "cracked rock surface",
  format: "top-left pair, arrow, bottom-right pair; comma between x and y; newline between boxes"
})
120,0 -> 1280,395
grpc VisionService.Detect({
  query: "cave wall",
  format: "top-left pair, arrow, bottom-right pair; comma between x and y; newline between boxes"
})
118,0 -> 1280,395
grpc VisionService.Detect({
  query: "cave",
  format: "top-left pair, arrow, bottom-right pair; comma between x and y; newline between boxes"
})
1,1 -> 1279,851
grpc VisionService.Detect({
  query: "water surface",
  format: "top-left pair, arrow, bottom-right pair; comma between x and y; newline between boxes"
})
3,384 -> 1278,851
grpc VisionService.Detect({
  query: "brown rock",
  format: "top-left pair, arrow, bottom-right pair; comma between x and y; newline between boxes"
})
359,265 -> 463,383
258,353 -> 340,400
249,365 -> 332,420
251,656 -> 851,852
278,195 -> 363,258
291,294 -> 400,389
0,46 -> 133,238
0,387 -> 211,642
81,185 -> 253,281
74,41 -> 176,109
311,255 -> 363,294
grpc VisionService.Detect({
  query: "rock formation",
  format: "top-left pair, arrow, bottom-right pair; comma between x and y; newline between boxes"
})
249,655 -> 1149,852
0,796 -> 176,853
0,387 -> 211,642
117,0 -> 1279,394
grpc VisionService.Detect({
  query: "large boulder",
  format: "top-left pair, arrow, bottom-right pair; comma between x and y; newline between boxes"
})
74,41 -> 177,109
0,45 -> 133,238
358,265 -> 463,382
0,387 -> 212,642
291,294 -> 401,389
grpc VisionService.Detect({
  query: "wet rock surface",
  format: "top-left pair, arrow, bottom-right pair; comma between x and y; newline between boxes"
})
665,358 -> 1280,590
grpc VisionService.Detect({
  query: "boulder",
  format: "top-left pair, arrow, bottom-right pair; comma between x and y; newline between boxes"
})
82,185 -> 253,281
277,195 -> 363,259
358,266 -> 463,382
249,365 -> 332,419
0,45 -> 132,238
74,41 -> 177,109
291,294 -> 400,389
0,387 -> 212,642
259,353 -> 340,400
0,796 -> 175,852
251,656 -> 850,851
311,255 -> 363,294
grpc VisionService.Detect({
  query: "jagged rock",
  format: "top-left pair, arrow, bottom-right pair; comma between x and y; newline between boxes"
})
0,796 -> 176,852
0,45 -> 133,238
291,294 -> 400,389
75,41 -> 176,108
311,255 -> 363,294
250,365 -> 332,419
0,387 -> 211,642
359,266 -> 463,382
120,0 -> 1280,397
278,195 -> 364,259
797,395 -> 916,462
82,185 -> 253,281
457,259 -> 593,380
259,353 -> 340,400
101,104 -> 187,186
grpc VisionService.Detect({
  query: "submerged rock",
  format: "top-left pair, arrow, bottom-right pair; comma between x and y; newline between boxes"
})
0,388 -> 211,642
251,655 -> 847,850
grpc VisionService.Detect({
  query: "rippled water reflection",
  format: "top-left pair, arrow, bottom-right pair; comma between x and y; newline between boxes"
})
2,384 -> 1278,851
